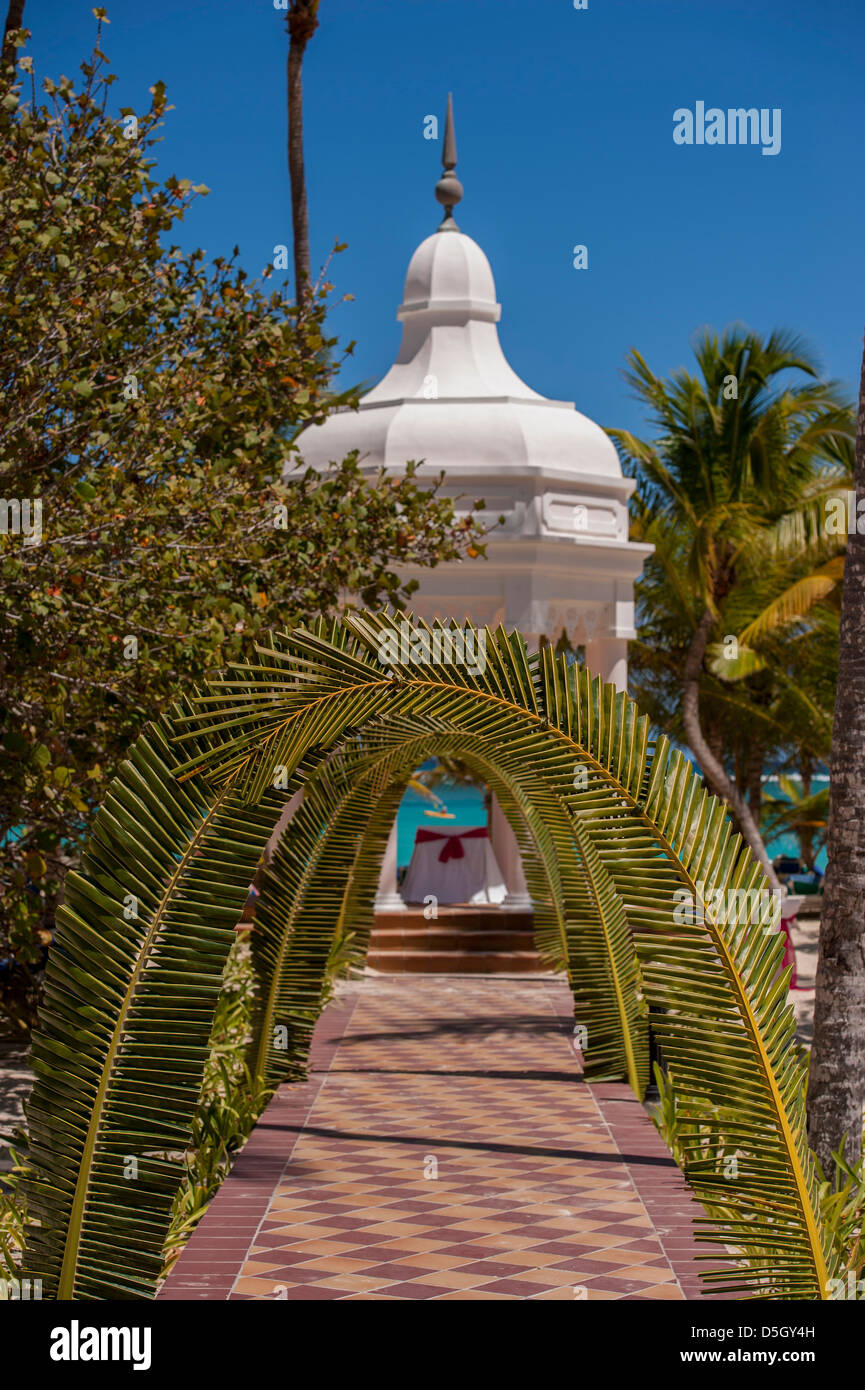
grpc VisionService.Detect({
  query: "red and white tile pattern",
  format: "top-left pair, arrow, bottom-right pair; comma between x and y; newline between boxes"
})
161,976 -> 717,1300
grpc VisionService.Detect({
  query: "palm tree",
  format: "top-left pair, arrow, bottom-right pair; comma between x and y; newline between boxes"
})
808,335 -> 865,1171
2,0 -> 26,73
631,506 -> 839,859
612,326 -> 853,890
285,1 -> 320,309
761,776 -> 829,873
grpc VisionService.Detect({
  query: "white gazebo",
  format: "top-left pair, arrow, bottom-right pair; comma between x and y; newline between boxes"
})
292,96 -> 651,913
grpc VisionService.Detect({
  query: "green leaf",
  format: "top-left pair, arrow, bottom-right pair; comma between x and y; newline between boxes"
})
22,617 -> 839,1302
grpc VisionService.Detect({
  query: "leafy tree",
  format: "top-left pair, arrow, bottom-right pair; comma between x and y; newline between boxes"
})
1,0 -> 25,70
0,19 -> 487,1031
612,327 -> 853,889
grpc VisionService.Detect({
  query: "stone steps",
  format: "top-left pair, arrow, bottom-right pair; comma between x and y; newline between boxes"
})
368,906 -> 550,975
371,926 -> 536,952
382,907 -> 534,931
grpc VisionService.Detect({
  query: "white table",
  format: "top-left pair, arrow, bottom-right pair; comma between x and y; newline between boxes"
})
401,824 -> 507,905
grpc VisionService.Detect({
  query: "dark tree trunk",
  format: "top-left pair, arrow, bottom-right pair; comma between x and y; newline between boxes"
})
796,826 -> 816,874
800,759 -> 814,803
706,719 -> 725,767
796,757 -> 816,872
286,2 -> 319,310
2,0 -> 26,72
808,334 -> 865,1172
745,735 -> 764,824
682,609 -> 782,891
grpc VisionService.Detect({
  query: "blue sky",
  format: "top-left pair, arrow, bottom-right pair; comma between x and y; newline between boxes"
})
26,0 -> 865,435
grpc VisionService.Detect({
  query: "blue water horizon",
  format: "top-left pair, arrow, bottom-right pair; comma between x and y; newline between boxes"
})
396,777 -> 827,871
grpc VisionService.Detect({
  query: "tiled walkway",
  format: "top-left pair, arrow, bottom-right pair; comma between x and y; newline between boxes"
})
161,976 -> 714,1300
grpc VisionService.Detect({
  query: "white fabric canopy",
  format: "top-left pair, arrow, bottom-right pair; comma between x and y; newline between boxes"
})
401,824 -> 507,905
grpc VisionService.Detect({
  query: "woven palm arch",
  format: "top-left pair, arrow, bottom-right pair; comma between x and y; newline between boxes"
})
21,611 -> 837,1301
248,723 -> 647,1095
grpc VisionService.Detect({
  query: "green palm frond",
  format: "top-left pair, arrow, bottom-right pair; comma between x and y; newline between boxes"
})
707,643 -> 769,680
21,705 -> 288,1300
249,757 -> 404,1088
762,781 -> 829,847
166,613 -> 840,1296
21,614 -> 840,1300
249,721 -> 648,1093
735,563 -> 842,648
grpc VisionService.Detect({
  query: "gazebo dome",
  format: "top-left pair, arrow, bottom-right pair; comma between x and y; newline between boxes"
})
291,94 -> 650,678
400,227 -> 498,316
294,223 -> 623,482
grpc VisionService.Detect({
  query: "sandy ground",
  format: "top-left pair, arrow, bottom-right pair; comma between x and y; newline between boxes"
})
789,912 -> 820,1046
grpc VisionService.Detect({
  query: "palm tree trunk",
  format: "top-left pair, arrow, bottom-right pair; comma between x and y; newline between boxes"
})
795,826 -> 816,874
286,2 -> 320,310
706,719 -> 724,766
2,0 -> 26,72
745,735 -> 764,823
682,609 -> 783,892
807,335 -> 865,1171
797,757 -> 816,871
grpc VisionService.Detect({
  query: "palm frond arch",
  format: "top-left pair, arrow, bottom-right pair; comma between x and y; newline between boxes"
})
21,613 -> 838,1300
248,724 -> 648,1096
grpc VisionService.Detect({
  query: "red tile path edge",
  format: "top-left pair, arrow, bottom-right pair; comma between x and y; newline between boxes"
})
543,984 -> 725,1302
158,991 -> 362,1301
160,983 -> 723,1301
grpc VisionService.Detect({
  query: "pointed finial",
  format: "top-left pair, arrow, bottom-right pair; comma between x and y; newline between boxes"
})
435,92 -> 463,232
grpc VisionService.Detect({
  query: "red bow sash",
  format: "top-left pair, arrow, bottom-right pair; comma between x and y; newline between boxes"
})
415,826 -> 489,863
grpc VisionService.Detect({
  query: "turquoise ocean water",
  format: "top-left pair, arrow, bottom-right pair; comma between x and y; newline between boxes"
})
395,777 -> 828,870
397,783 -> 487,866
8,781 -> 826,872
